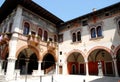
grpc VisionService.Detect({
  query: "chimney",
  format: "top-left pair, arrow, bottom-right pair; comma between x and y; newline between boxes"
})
92,8 -> 96,12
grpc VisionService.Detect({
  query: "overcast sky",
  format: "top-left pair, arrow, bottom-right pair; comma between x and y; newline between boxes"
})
0,0 -> 120,21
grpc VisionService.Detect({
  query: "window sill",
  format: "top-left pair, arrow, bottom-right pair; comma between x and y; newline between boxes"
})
90,36 -> 104,40
71,41 -> 82,44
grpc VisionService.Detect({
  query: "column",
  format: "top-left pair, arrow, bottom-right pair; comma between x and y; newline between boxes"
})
12,6 -> 22,33
38,61 -> 42,75
113,59 -> 119,77
5,5 -> 22,80
6,58 -> 16,80
0,60 -> 3,75
63,62 -> 68,75
85,59 -> 89,76
56,62 -> 58,74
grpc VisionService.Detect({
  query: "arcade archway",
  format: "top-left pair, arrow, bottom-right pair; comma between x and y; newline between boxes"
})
67,52 -> 85,75
15,48 -> 38,75
88,49 -> 113,76
116,49 -> 120,76
41,53 -> 56,74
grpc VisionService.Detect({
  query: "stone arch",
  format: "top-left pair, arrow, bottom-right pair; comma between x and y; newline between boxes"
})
66,49 -> 85,75
16,45 -> 40,60
41,50 -> 57,74
42,50 -> 57,62
114,45 -> 120,56
87,46 -> 114,76
15,45 -> 39,75
114,45 -> 120,76
86,46 -> 113,59
65,49 -> 85,62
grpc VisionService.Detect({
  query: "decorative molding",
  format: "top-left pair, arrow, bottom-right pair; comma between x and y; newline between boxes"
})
88,21 -> 103,29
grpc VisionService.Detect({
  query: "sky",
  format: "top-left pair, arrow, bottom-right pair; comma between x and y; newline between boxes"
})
0,0 -> 120,22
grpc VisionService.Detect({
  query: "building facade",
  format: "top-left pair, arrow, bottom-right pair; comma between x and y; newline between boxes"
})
0,0 -> 120,81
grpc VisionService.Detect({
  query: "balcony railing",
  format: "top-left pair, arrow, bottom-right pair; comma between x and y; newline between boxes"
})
47,41 -> 58,50
27,35 -> 40,46
0,33 -> 12,45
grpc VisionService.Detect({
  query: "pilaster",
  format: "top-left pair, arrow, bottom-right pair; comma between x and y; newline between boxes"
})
12,5 -> 23,32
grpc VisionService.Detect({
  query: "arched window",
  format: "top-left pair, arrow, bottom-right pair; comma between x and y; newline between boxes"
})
23,22 -> 30,35
38,28 -> 42,38
91,28 -> 96,38
44,31 -> 48,41
97,26 -> 102,37
72,33 -> 76,42
54,35 -> 57,42
77,31 -> 81,41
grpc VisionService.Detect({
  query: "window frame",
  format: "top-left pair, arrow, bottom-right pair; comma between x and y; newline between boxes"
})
58,34 -> 63,43
96,26 -> 102,37
23,22 -> 30,35
38,28 -> 43,38
44,30 -> 48,42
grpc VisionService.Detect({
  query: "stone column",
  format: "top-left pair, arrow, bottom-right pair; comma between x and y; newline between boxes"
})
12,6 -> 22,33
56,62 -> 58,74
113,59 -> 119,77
63,62 -> 68,75
5,5 -> 22,80
0,60 -> 3,75
6,58 -> 16,80
85,62 -> 89,76
38,61 -> 42,75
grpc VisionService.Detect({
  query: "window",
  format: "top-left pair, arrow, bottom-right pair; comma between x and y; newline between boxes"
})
44,31 -> 48,41
4,26 -> 7,33
82,20 -> 88,26
72,33 -> 76,42
31,31 -> 36,36
72,31 -> 81,42
54,35 -> 57,42
77,31 -> 81,41
91,28 -> 96,38
97,26 -> 102,37
38,28 -> 42,38
9,23 -> 12,32
23,22 -> 30,35
58,34 -> 63,43
49,38 -> 52,41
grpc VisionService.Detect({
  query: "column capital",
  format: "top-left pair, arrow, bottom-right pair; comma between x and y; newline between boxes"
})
7,57 -> 17,62
38,61 -> 42,63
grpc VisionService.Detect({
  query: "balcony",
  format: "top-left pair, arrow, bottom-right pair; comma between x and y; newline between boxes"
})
47,41 -> 58,50
27,35 -> 40,46
0,33 -> 12,45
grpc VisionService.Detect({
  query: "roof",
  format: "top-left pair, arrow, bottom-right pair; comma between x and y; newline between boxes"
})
60,2 -> 120,26
0,0 -> 64,25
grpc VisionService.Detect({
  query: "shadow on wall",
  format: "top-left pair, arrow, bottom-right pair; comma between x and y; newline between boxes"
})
89,76 -> 120,82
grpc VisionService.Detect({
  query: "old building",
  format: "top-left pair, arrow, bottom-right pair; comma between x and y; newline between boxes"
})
0,0 -> 120,81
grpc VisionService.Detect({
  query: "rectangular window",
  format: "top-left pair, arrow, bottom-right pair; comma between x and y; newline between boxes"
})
58,34 -> 63,43
82,20 -> 88,26
9,23 -> 13,32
